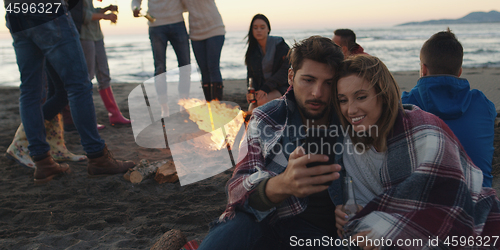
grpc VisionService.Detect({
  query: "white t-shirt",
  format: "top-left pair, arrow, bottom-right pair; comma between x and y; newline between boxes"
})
343,137 -> 386,207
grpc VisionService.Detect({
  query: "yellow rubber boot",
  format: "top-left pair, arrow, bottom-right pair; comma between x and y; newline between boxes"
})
45,114 -> 87,162
5,123 -> 35,168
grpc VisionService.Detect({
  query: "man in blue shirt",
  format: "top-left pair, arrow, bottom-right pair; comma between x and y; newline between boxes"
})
402,29 -> 496,187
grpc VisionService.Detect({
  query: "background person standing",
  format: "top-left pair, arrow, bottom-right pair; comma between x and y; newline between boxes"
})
80,0 -> 131,126
132,0 -> 191,117
182,0 -> 225,102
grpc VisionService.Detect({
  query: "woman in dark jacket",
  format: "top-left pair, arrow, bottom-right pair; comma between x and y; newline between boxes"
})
245,14 -> 290,112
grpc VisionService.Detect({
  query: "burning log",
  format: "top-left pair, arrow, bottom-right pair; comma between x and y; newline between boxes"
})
150,229 -> 187,250
154,161 -> 180,184
124,159 -> 167,183
126,98 -> 244,186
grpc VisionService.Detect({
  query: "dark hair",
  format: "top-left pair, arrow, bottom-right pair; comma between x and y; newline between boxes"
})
334,29 -> 357,51
420,28 -> 463,76
333,55 -> 402,152
245,14 -> 271,66
288,36 -> 344,74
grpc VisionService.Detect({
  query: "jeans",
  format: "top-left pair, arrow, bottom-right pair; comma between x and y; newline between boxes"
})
43,60 -> 68,121
191,35 -> 224,83
6,11 -> 105,156
80,39 -> 111,90
198,211 -> 341,250
149,22 -> 191,103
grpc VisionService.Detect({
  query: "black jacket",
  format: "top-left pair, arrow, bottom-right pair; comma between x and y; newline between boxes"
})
246,37 -> 290,95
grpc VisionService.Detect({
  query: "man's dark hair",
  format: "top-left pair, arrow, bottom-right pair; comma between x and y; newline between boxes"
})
334,29 -> 357,51
288,36 -> 344,74
420,28 -> 463,76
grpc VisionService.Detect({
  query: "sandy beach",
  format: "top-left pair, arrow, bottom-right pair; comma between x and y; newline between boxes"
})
0,67 -> 499,249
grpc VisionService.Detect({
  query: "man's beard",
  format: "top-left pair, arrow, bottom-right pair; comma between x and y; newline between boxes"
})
297,99 -> 329,120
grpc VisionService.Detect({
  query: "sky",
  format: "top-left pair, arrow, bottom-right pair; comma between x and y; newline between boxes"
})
0,0 -> 498,38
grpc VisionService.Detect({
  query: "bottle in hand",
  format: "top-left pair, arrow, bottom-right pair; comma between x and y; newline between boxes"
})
247,78 -> 256,104
343,176 -> 358,219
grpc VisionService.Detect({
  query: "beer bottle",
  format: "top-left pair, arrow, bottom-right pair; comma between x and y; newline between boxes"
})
343,176 -> 358,219
247,78 -> 256,104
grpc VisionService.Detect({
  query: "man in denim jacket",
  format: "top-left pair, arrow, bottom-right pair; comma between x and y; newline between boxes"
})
198,36 -> 345,250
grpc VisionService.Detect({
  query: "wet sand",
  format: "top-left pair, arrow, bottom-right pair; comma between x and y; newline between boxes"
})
0,69 -> 499,248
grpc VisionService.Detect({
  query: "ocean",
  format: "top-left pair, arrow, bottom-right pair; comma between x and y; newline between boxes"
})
0,23 -> 499,87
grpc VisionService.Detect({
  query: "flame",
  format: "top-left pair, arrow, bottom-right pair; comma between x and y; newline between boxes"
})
178,98 -> 244,151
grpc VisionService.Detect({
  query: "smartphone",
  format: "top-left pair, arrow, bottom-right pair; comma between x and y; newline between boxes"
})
303,128 -> 338,186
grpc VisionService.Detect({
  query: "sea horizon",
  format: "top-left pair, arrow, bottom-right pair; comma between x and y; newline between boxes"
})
1,23 -> 499,87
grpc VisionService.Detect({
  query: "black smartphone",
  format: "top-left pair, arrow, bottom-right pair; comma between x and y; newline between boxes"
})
303,128 -> 338,186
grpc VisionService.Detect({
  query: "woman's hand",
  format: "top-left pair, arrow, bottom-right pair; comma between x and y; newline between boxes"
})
100,5 -> 117,13
246,92 -> 254,103
335,204 -> 364,237
255,90 -> 267,103
133,8 -> 141,17
105,13 -> 117,23
107,5 -> 118,12
335,205 -> 348,237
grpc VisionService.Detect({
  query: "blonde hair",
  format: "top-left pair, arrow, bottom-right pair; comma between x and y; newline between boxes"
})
333,55 -> 402,151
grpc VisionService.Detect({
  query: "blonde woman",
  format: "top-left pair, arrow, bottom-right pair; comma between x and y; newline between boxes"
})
333,55 -> 499,247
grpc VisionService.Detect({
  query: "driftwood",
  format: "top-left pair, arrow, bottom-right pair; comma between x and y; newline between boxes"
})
154,161 -> 180,184
150,229 -> 187,250
123,159 -> 167,183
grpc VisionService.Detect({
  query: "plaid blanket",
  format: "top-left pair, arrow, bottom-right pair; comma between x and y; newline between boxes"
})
345,105 -> 500,248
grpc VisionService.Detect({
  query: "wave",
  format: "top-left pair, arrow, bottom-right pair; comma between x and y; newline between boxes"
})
465,48 -> 500,54
465,61 -> 500,68
128,71 -> 153,78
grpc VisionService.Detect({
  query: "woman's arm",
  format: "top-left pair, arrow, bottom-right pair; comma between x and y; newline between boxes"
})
91,13 -> 117,22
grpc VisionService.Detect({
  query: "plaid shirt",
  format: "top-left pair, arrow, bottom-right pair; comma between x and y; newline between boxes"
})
345,105 -> 500,248
220,89 -> 343,222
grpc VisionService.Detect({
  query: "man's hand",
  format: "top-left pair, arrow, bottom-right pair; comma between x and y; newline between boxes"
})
133,8 -> 141,17
265,146 -> 341,204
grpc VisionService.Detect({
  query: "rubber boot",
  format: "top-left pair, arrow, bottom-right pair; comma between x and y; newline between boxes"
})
212,82 -> 223,101
34,153 -> 71,184
6,117 -> 87,168
45,114 -> 87,162
5,123 -> 34,168
202,82 -> 212,102
99,87 -> 131,125
62,105 -> 105,131
87,145 -> 135,177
